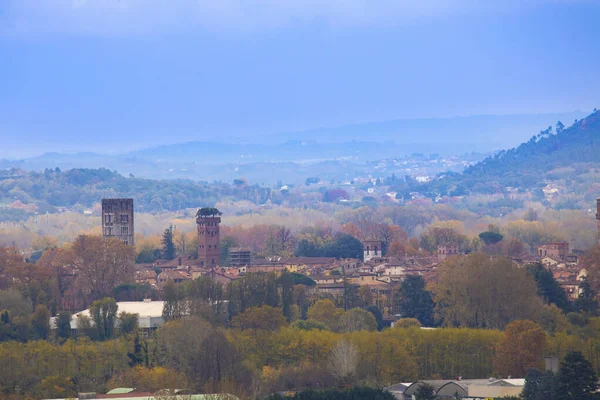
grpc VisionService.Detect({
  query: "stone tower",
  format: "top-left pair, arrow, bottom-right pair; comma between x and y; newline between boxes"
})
101,198 -> 134,245
197,213 -> 221,267
363,240 -> 382,262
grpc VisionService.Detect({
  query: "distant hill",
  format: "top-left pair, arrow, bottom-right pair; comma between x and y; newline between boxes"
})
268,111 -> 588,151
404,110 -> 600,198
0,168 -> 272,220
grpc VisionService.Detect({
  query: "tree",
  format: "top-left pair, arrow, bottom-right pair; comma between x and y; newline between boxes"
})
118,311 -> 139,336
196,207 -> 222,218
162,280 -> 185,321
523,368 -> 556,400
69,235 -> 135,300
414,383 -> 436,400
479,231 -> 504,246
526,263 -> 571,312
556,351 -> 597,400
290,319 -> 329,331
494,320 -> 546,378
574,278 -> 598,316
556,121 -> 565,134
89,297 -> 118,340
279,269 -> 294,322
230,305 -> 287,331
162,226 -> 176,260
396,275 -> 435,326
307,299 -> 344,331
0,289 -> 32,317
321,234 -> 364,260
366,305 -> 384,331
30,304 -> 50,340
328,339 -> 358,383
339,308 -> 377,332
55,311 -> 72,341
434,253 -> 544,329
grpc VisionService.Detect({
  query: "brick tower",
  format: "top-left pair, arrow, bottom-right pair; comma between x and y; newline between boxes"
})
197,212 -> 221,267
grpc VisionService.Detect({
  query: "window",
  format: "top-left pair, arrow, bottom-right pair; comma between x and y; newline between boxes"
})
123,240 -> 129,245
105,214 -> 113,224
121,214 -> 128,223
121,226 -> 129,235
105,227 -> 113,236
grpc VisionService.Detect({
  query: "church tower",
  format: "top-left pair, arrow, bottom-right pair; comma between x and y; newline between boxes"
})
197,210 -> 221,267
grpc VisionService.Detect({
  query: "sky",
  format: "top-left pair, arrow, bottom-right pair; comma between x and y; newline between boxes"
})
1,0 -> 600,157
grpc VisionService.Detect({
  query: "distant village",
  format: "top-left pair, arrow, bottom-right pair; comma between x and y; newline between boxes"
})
70,197 -> 592,326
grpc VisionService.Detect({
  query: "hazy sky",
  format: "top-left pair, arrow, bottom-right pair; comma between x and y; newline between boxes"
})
1,0 -> 600,157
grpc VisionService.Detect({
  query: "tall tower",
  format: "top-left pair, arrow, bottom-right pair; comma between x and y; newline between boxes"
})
102,198 -> 134,245
197,213 -> 221,267
363,240 -> 382,262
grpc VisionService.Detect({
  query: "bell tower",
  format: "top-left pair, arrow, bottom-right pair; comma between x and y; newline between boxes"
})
196,208 -> 221,267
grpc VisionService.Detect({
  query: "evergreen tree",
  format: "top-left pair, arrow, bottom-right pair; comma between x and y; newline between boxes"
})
556,351 -> 597,400
161,225 -> 176,260
127,334 -> 144,367
366,305 -> 384,331
55,311 -> 72,341
414,383 -> 436,400
527,263 -> 571,312
279,269 -> 294,321
397,275 -> 435,326
574,278 -> 598,316
523,368 -> 556,400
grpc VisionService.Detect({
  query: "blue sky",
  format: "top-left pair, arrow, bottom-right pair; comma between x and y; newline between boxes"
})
1,0 -> 599,157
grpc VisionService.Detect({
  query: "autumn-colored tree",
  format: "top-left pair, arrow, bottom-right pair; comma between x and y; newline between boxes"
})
30,304 -> 50,340
109,366 -> 189,393
69,235 -> 135,301
307,299 -> 344,331
230,305 -> 287,331
494,320 -> 546,378
339,308 -> 377,332
434,253 -> 544,329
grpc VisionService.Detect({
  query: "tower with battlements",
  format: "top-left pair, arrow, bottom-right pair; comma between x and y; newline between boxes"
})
197,210 -> 221,267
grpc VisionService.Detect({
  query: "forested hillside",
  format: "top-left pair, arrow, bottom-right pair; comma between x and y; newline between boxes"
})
0,168 -> 271,219
404,110 -> 600,198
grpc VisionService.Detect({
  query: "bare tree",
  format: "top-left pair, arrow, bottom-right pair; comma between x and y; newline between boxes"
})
328,339 -> 359,381
277,226 -> 293,254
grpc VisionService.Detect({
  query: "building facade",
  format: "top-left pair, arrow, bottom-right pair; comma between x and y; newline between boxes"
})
363,240 -> 382,261
537,242 -> 570,260
101,198 -> 134,245
197,215 -> 221,267
229,248 -> 252,266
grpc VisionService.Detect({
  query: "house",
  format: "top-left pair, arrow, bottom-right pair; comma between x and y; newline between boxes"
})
157,269 -> 191,287
135,269 -> 157,286
537,242 -> 570,261
310,275 -> 343,285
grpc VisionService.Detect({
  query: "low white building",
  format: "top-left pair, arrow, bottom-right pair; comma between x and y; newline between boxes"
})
51,300 -> 165,330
